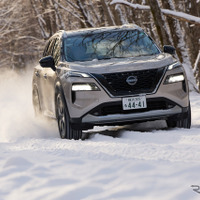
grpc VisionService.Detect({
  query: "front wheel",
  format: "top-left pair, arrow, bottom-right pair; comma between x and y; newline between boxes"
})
55,91 -> 82,140
167,103 -> 191,129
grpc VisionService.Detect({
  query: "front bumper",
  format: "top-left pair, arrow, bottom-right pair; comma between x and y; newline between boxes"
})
70,99 -> 189,130
61,66 -> 189,130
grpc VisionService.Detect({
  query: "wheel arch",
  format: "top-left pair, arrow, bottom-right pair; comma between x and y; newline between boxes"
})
54,79 -> 68,118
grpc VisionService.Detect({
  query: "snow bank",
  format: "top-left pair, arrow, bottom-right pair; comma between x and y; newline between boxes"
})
1,70 -> 200,199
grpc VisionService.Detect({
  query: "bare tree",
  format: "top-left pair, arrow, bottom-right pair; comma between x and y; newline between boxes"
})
147,0 -> 171,46
0,0 -> 199,91
0,0 -> 43,70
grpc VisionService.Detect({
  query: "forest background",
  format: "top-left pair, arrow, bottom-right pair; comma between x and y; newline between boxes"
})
0,0 -> 199,89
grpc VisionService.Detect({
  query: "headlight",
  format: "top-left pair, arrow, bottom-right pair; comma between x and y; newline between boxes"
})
164,73 -> 185,84
72,83 -> 100,91
65,71 -> 90,78
168,62 -> 182,70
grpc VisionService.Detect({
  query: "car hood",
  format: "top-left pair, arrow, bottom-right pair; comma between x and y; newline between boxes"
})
66,53 -> 176,74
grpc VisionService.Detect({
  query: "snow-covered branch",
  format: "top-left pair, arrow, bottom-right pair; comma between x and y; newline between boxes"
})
110,0 -> 149,10
161,9 -> 200,25
110,0 -> 200,25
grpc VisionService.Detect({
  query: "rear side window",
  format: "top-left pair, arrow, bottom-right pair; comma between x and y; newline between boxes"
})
52,38 -> 60,65
42,38 -> 61,65
43,39 -> 56,57
43,41 -> 51,57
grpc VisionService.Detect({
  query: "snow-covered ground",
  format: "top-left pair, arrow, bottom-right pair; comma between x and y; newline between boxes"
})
1,71 -> 200,200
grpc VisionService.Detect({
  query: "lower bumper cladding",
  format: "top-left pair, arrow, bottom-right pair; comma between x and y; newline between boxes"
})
82,105 -> 182,124
70,98 -> 189,130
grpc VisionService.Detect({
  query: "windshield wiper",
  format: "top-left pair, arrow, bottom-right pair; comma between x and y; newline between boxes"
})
97,56 -> 112,60
113,56 -> 126,59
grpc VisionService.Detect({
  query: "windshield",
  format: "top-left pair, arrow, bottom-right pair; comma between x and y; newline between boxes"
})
64,30 -> 160,62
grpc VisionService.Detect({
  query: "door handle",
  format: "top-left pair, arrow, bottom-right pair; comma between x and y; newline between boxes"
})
43,74 -> 47,79
35,71 -> 40,77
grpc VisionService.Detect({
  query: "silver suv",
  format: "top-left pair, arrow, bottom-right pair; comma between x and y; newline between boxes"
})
32,25 -> 191,140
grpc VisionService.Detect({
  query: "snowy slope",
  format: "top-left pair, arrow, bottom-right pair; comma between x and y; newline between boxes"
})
1,71 -> 200,200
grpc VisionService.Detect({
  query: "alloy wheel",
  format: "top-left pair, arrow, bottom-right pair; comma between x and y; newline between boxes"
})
57,94 -> 66,138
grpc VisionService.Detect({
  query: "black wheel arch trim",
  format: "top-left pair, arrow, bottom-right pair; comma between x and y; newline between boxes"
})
54,78 -> 70,119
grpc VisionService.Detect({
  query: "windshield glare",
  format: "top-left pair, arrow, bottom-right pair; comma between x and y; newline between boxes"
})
64,30 -> 160,62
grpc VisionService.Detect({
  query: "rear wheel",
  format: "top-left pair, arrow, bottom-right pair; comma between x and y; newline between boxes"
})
56,90 -> 82,140
167,103 -> 191,129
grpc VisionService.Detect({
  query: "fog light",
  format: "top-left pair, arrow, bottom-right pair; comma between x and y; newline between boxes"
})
72,83 -> 100,91
164,73 -> 184,84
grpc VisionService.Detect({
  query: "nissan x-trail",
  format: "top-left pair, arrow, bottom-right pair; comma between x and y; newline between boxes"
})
32,25 -> 191,140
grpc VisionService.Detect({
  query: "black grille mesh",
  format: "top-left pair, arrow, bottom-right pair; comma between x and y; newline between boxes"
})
92,67 -> 166,96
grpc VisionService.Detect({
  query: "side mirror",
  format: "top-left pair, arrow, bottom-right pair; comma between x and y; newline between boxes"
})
39,56 -> 56,71
163,45 -> 176,55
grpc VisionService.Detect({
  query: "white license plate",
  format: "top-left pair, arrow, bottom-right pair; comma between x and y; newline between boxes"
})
122,96 -> 147,110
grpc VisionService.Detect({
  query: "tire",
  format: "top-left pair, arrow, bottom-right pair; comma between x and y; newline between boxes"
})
32,88 -> 42,117
167,103 -> 191,129
55,90 -> 82,140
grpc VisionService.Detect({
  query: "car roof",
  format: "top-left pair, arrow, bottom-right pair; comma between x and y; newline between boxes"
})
52,24 -> 143,39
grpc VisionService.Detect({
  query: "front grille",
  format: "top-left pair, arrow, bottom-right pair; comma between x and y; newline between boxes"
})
92,67 -> 166,96
91,98 -> 175,116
